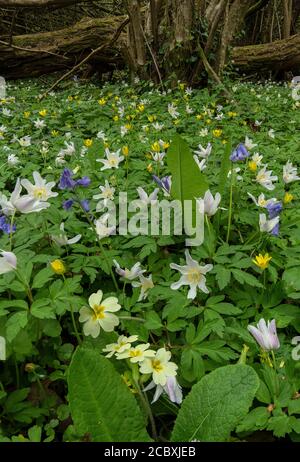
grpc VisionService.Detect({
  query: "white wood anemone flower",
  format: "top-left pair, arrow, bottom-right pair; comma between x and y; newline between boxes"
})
51,223 -> 81,247
79,290 -> 121,338
132,274 -> 154,301
21,171 -> 58,201
0,251 -> 17,274
170,249 -> 213,299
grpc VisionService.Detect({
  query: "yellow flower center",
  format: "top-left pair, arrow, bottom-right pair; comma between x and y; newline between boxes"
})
33,187 -> 47,200
129,350 -> 142,358
187,268 -> 202,284
152,359 -> 163,372
109,158 -> 117,166
93,304 -> 106,320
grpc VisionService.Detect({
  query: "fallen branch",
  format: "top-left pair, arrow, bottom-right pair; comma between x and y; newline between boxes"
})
39,16 -> 130,99
0,39 -> 68,59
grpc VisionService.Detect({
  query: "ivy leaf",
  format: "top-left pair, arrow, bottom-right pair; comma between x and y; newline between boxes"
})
172,364 -> 259,442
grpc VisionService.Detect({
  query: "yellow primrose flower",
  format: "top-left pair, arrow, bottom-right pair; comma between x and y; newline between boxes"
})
125,123 -> 132,130
84,139 -> 93,148
284,192 -> 294,204
39,109 -> 47,117
252,253 -> 272,270
122,146 -> 129,157
23,111 -> 30,118
147,163 -> 153,173
248,161 -> 258,172
51,130 -> 59,137
138,104 -> 145,112
213,129 -> 222,137
98,98 -> 106,106
196,114 -> 202,120
50,259 -> 66,275
151,142 -> 160,152
113,115 -> 119,122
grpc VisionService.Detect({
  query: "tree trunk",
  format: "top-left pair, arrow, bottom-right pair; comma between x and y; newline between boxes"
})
0,16 -> 127,78
231,33 -> 300,71
0,0 -> 91,7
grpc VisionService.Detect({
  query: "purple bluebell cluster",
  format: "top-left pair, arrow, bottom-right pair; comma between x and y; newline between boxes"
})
0,215 -> 16,234
59,169 -> 91,190
267,202 -> 282,236
230,143 -> 250,162
153,175 -> 172,195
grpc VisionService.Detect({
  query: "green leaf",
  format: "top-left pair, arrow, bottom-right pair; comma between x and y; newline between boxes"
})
31,299 -> 55,320
209,302 -> 242,315
68,347 -> 152,442
32,267 -> 54,289
167,134 -> 208,203
232,269 -> 263,288
28,425 -> 42,442
6,311 -> 28,342
214,266 -> 231,290
171,364 -> 259,442
218,141 -> 232,197
236,407 -> 270,433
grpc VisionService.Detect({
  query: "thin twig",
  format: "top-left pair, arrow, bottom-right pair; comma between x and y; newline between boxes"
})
39,16 -> 130,99
140,23 -> 164,88
198,43 -> 232,99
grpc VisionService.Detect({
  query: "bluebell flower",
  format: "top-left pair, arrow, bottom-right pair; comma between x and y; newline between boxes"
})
230,143 -> 250,162
267,201 -> 282,236
80,200 -> 90,212
63,199 -> 75,210
76,176 -> 91,187
59,169 -> 76,190
0,215 -> 16,234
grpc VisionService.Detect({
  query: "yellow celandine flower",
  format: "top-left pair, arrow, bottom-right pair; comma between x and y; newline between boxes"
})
163,142 -> 170,150
108,92 -> 113,97
125,123 -> 132,130
228,111 -> 237,117
145,153 -> 152,160
74,95 -> 79,100
0,132 -> 3,138
50,259 -> 66,275
115,96 -> 119,101
39,109 -> 47,117
84,139 -> 93,148
206,119 -> 212,124
252,253 -> 272,270
113,115 -> 119,122
178,83 -> 185,90
196,114 -> 202,120
51,130 -> 59,137
147,163 -> 153,173
122,146 -> 129,157
137,104 -> 145,112
248,160 -> 258,172
284,192 -> 294,204
23,111 -> 30,118
213,129 -> 222,137
68,95 -> 73,101
98,98 -> 106,106
151,142 -> 160,152
173,120 -> 180,125
126,115 -> 132,121
222,140 -> 228,145
148,115 -> 156,122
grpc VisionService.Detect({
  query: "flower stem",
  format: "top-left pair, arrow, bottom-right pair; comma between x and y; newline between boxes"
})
226,165 -> 234,244
134,379 -> 158,440
9,211 -> 15,251
70,304 -> 82,345
119,316 -> 145,323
